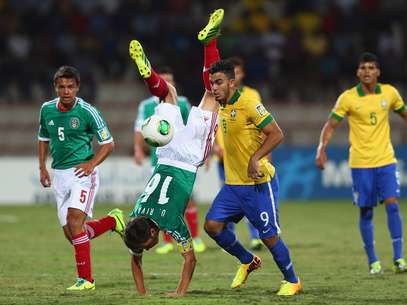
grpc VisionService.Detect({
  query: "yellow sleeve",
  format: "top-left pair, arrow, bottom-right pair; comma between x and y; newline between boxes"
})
246,99 -> 273,129
390,86 -> 406,113
330,91 -> 349,121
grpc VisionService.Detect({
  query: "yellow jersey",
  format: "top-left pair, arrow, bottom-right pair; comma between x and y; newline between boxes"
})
219,86 -> 275,185
331,83 -> 405,168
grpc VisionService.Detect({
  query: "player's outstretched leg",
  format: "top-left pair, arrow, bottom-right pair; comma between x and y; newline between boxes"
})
199,9 -> 223,92
129,40 -> 176,102
84,209 -> 125,239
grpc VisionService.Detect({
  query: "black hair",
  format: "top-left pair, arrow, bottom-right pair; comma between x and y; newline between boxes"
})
358,52 -> 380,68
53,65 -> 80,85
123,217 -> 155,253
208,59 -> 235,79
228,56 -> 245,70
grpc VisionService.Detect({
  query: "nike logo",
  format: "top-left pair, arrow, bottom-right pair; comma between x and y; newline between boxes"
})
152,80 -> 160,88
262,228 -> 271,234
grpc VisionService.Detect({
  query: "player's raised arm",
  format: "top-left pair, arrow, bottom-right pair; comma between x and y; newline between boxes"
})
315,117 -> 341,170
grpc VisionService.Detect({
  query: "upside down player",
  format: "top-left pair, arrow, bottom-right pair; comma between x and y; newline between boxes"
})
200,9 -> 301,296
123,34 -> 218,296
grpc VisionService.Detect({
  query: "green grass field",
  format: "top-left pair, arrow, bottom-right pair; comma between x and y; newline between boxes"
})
1,201 -> 407,305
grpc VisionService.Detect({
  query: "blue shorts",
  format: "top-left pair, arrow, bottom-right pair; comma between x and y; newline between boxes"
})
206,174 -> 280,239
351,163 -> 400,207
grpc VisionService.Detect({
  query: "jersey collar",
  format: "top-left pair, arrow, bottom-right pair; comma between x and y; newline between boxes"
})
56,97 -> 78,112
227,87 -> 242,105
356,83 -> 382,97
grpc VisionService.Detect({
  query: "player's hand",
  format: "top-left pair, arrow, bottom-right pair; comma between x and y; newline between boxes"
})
40,168 -> 51,187
213,144 -> 224,160
134,148 -> 145,165
248,156 -> 264,180
74,162 -> 95,178
315,148 -> 327,170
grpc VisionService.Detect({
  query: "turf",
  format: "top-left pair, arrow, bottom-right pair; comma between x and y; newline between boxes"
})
1,201 -> 407,305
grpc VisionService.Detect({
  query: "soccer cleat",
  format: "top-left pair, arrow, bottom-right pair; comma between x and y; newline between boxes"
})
155,242 -> 174,254
250,238 -> 263,251
66,278 -> 95,291
369,261 -> 383,275
277,279 -> 302,296
129,40 -> 151,78
198,8 -> 224,45
230,256 -> 262,289
393,258 -> 407,273
108,208 -> 125,238
192,237 -> 206,253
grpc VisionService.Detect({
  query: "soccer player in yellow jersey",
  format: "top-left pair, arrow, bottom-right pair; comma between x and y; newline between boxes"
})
316,52 -> 407,274
199,11 -> 300,294
214,57 -> 263,251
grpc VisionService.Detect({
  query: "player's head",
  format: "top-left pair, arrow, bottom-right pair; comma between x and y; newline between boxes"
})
124,217 -> 160,254
356,52 -> 380,85
209,59 -> 236,105
156,66 -> 175,86
53,65 -> 80,104
228,56 -> 245,87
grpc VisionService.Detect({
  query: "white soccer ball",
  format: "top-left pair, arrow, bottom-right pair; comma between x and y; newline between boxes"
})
141,115 -> 174,147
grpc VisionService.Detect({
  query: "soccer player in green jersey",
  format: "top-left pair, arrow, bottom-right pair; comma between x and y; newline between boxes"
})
316,52 -> 407,274
124,32 -> 218,296
133,67 -> 206,255
38,66 -> 125,290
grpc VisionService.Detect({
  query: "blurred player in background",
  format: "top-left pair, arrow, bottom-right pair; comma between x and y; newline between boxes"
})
200,9 -> 301,296
125,38 -> 218,296
38,65 -> 125,291
133,67 -> 206,254
316,52 -> 407,274
213,56 -> 262,251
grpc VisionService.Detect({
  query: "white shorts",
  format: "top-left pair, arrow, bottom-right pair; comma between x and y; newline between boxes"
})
51,167 -> 99,226
156,104 -> 218,169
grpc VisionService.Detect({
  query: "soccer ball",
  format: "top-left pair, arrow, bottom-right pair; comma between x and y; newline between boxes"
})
141,115 -> 174,147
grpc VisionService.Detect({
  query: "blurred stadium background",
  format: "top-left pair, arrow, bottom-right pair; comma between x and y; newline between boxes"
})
1,0 -> 407,204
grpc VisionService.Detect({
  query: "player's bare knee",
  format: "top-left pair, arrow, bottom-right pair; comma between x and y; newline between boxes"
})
384,197 -> 397,205
261,234 -> 280,248
204,220 -> 224,236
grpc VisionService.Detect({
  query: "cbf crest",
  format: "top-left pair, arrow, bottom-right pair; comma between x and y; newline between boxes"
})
70,117 -> 80,129
380,99 -> 388,109
230,109 -> 237,121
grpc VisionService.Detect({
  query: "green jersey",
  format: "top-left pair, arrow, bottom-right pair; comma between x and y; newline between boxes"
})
134,96 -> 191,166
130,163 -> 196,251
38,97 -> 113,169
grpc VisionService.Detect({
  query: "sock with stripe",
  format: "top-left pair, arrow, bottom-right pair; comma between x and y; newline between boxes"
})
385,202 -> 403,261
212,228 -> 253,264
85,216 -> 116,239
203,39 -> 220,91
71,231 -> 93,283
144,69 -> 169,100
185,206 -> 199,238
359,207 -> 378,264
268,239 -> 298,283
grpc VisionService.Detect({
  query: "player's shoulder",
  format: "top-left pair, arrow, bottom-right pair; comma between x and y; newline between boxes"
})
380,83 -> 399,94
40,98 -> 58,111
337,86 -> 358,102
242,85 -> 260,99
77,98 -> 104,119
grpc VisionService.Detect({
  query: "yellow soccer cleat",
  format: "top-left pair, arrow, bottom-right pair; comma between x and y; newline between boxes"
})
369,261 -> 383,275
66,278 -> 95,291
108,208 -> 125,238
393,258 -> 407,273
129,40 -> 151,78
198,8 -> 224,45
155,242 -> 174,254
230,256 -> 261,289
277,279 -> 302,296
192,237 -> 206,253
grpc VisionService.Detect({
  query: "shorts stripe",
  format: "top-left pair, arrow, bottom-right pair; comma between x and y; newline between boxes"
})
85,172 -> 97,214
202,112 -> 218,164
267,181 -> 281,234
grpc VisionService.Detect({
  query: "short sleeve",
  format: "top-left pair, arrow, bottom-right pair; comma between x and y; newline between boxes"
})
330,92 -> 348,121
86,106 -> 113,144
246,99 -> 274,130
38,106 -> 50,141
391,86 -> 406,113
